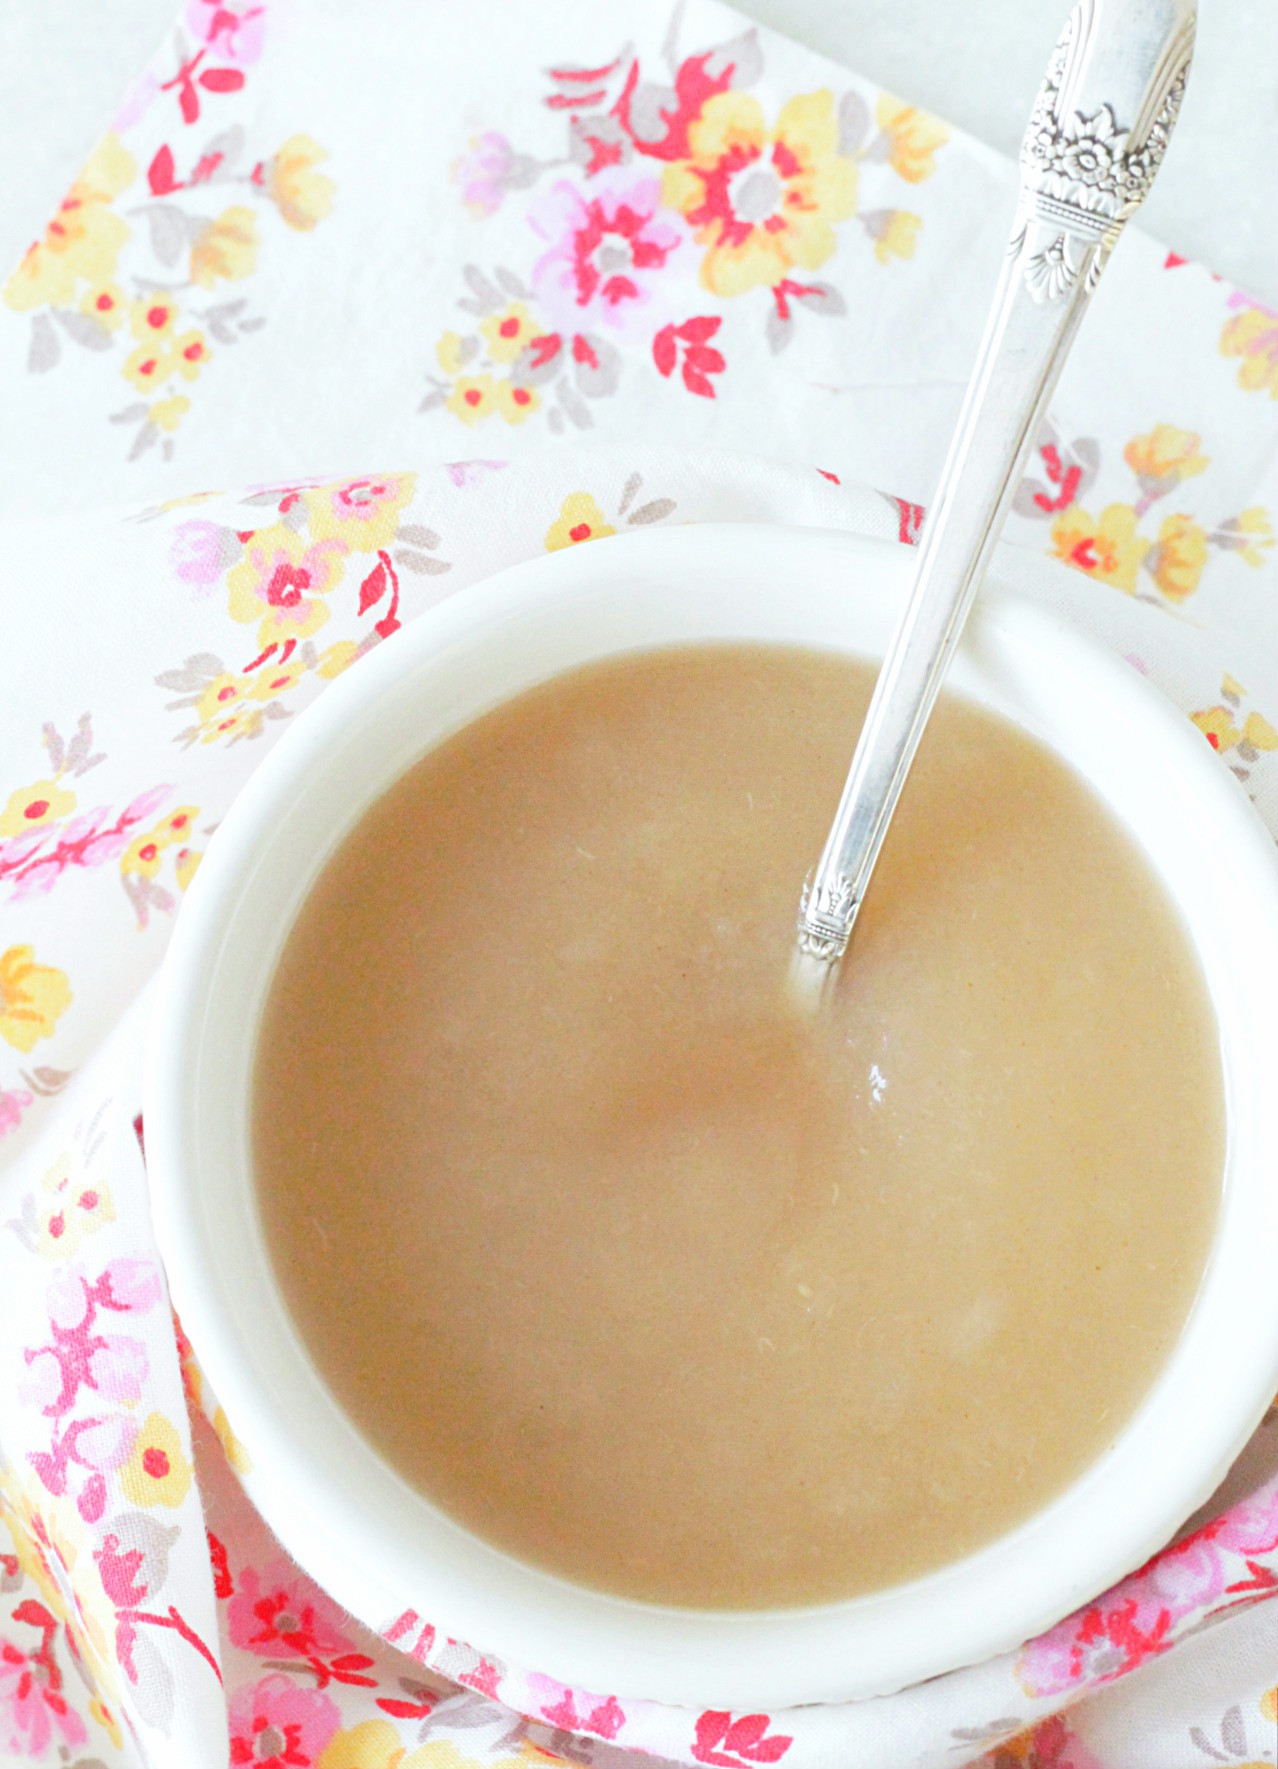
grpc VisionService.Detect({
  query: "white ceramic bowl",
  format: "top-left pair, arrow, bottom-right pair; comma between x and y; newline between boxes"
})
145,524 -> 1278,1709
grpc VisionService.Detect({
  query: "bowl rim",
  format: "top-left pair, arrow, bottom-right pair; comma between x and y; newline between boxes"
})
144,522 -> 1278,1709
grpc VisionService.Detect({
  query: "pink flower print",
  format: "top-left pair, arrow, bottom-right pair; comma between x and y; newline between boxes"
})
528,1671 -> 626,1739
26,1416 -> 123,1517
331,478 -> 398,524
24,1262 -> 161,1425
303,475 -> 414,550
62,1412 -> 140,1520
531,176 -> 684,339
46,1265 -> 92,1334
0,1085 -> 32,1137
171,517 -> 239,593
1019,1592 -> 1177,1696
228,1673 -> 341,1768
113,68 -> 161,130
1213,1472 -> 1278,1555
184,0 -> 266,66
226,529 -> 347,641
86,1332 -> 149,1405
453,131 -> 518,218
445,458 -> 509,489
25,1298 -> 109,1419
17,1348 -> 65,1413
0,1633 -> 87,1757
1140,1530 -> 1229,1613
228,1561 -> 354,1660
73,1413 -> 139,1474
100,1254 -> 165,1314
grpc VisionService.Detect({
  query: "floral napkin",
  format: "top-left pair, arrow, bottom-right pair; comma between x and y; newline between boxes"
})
1,2 -> 1276,1768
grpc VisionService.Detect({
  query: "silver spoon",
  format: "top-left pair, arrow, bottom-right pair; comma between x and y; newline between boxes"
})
791,0 -> 1196,1009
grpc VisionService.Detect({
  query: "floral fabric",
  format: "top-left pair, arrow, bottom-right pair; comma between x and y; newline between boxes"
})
0,2 -> 1275,1768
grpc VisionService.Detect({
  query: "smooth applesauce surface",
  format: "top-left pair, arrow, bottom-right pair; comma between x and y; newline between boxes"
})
253,643 -> 1222,1608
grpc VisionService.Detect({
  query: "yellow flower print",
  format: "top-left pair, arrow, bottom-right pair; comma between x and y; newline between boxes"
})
2,133 -> 135,313
89,1697 -> 122,1750
120,831 -> 166,879
403,1743 -> 529,1769
1261,1683 -> 1276,1722
436,331 -> 470,375
129,295 -> 178,342
196,671 -> 252,725
316,640 -> 359,679
226,524 -> 347,635
120,1411 -> 193,1508
1122,423 -> 1209,488
1244,710 -> 1278,751
1190,706 -> 1277,756
317,1719 -> 406,1769
1220,300 -> 1278,397
545,492 -> 616,552
304,474 -> 416,550
480,302 -> 537,364
0,1466 -> 119,1701
1191,706 -> 1241,753
874,95 -> 949,183
869,208 -> 920,265
154,804 -> 199,845
80,282 -> 126,330
175,846 -> 203,891
123,342 -> 173,394
0,945 -> 72,1053
119,804 -> 200,899
496,379 -> 539,424
116,801 -> 206,891
213,1405 -> 252,1473
169,329 -> 211,382
0,776 -> 75,837
36,1153 -> 114,1260
447,373 -> 500,424
247,658 -> 309,701
77,132 -> 136,200
1146,511 -> 1208,601
190,205 -> 259,288
662,89 -> 858,298
267,134 -> 335,232
198,703 -> 266,745
1049,502 -> 1147,592
151,395 -> 190,433
1220,506 -> 1274,569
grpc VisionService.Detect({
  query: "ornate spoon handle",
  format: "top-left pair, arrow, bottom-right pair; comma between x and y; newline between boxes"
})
795,0 -> 1195,987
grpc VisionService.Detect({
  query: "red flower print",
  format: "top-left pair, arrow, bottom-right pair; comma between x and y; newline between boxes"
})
653,315 -> 725,397
0,1623 -> 87,1758
227,1562 -> 355,1661
693,1709 -> 793,1767
227,1674 -> 340,1769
